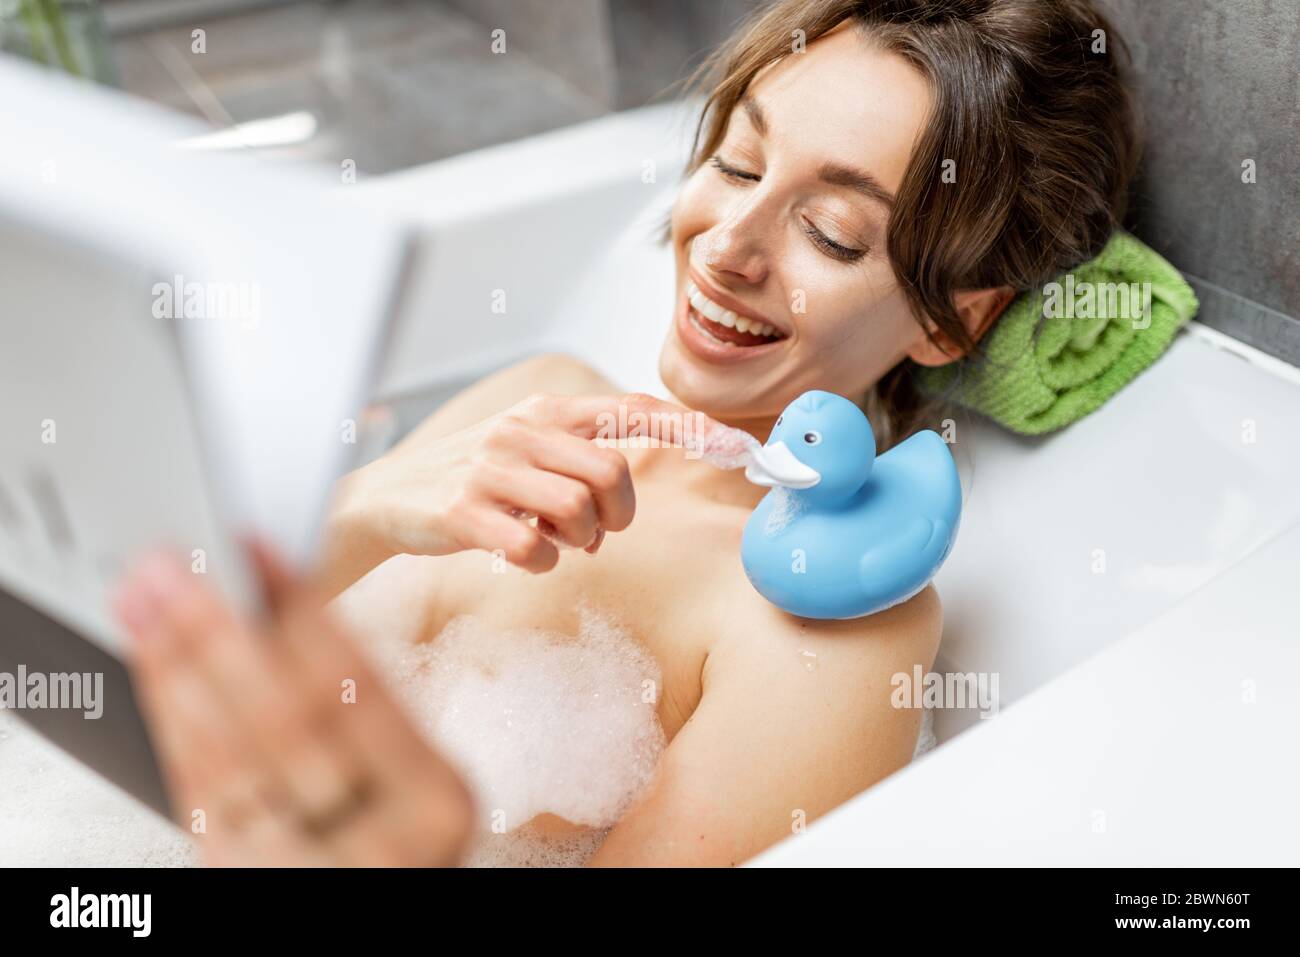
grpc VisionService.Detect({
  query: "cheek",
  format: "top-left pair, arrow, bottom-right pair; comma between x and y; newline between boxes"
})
671,170 -> 726,248
793,264 -> 918,362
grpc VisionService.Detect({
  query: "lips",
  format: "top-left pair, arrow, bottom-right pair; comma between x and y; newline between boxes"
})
677,276 -> 790,370
686,279 -> 783,342
687,302 -> 777,347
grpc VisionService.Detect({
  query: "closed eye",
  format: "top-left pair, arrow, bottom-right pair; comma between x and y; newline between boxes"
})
710,155 -> 866,264
802,220 -> 865,263
709,154 -> 760,183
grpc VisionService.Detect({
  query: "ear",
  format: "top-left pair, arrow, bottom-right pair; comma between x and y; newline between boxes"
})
906,286 -> 1017,367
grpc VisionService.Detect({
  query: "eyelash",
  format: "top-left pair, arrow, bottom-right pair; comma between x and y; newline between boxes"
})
708,154 -> 866,264
801,221 -> 863,263
709,154 -> 759,182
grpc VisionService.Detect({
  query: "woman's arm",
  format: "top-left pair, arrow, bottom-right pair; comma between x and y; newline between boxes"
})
319,354 -> 618,595
398,352 -> 626,442
316,354 -> 677,597
586,586 -> 943,867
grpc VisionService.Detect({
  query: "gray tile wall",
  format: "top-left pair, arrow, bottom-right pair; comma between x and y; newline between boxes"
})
442,0 -> 618,107
1099,0 -> 1300,362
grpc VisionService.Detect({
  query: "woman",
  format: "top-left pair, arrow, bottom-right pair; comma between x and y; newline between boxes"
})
116,0 -> 1135,866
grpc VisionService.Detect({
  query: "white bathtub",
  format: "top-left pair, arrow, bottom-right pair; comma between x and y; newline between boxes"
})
352,103 -> 1300,864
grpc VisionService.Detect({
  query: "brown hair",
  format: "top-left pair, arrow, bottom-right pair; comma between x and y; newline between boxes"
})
684,0 -> 1139,447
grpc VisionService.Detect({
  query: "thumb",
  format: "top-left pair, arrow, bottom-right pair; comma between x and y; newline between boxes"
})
242,537 -> 311,617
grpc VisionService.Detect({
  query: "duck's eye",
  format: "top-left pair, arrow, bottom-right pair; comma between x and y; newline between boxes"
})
803,431 -> 822,446
776,415 -> 784,427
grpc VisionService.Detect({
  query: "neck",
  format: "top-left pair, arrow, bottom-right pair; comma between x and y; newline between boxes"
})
673,452 -> 771,508
660,386 -> 781,444
709,411 -> 780,443
659,393 -> 779,507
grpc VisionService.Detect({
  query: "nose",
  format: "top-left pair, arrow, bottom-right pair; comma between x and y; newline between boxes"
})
696,202 -> 770,286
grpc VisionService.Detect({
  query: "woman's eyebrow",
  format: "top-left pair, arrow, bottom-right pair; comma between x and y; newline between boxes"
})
817,162 -> 895,210
740,95 -> 768,135
738,95 -> 893,210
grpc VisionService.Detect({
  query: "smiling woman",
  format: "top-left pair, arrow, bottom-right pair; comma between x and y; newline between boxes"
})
116,0 -> 1143,869
669,0 -> 1136,448
664,21 -> 941,422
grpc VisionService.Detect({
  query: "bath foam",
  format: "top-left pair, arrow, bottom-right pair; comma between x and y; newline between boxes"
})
763,486 -> 806,536
377,607 -> 666,840
914,708 -> 937,758
694,420 -> 761,471
463,822 -> 608,868
0,711 -> 198,867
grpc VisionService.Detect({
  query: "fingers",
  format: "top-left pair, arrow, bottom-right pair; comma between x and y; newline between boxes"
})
248,550 -> 473,864
422,391 -> 694,568
255,546 -> 477,862
115,553 -> 318,865
115,547 -> 474,866
514,391 -> 704,445
475,463 -> 597,550
245,537 -> 299,612
523,432 -> 636,534
454,506 -> 561,573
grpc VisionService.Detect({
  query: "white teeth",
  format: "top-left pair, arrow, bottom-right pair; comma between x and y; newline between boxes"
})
698,298 -> 727,324
686,279 -> 781,339
689,308 -> 735,346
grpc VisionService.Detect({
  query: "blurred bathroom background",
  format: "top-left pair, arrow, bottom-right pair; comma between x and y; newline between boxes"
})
5,0 -> 1290,362
87,0 -> 757,171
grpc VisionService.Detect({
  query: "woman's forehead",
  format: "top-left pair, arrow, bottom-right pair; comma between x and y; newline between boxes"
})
744,26 -> 932,196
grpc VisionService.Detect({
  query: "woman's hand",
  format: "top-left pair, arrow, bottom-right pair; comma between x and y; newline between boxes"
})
114,544 -> 475,867
322,392 -> 698,592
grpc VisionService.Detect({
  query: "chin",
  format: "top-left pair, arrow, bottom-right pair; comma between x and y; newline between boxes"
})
658,336 -> 786,422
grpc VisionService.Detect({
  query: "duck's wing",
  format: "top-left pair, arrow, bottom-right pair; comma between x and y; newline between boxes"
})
849,430 -> 962,614
876,429 -> 962,528
856,514 -> 954,614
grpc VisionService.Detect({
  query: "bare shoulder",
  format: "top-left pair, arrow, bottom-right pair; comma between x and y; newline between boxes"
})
711,582 -> 943,681
593,581 -> 947,865
409,352 -> 620,440
700,582 -> 943,771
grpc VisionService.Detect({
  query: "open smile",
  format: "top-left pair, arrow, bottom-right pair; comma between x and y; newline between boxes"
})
676,273 -> 789,364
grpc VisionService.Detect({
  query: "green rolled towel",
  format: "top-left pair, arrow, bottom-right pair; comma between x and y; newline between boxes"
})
914,231 -> 1198,435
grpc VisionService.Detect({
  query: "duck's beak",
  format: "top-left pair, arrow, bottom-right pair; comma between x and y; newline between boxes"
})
744,441 -> 821,489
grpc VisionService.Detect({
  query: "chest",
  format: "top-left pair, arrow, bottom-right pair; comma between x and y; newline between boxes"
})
418,481 -> 754,737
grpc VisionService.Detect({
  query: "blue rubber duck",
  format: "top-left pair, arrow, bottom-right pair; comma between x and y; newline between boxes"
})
740,390 -> 962,619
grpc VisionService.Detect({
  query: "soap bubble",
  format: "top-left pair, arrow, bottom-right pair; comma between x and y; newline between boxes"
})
462,821 -> 608,868
693,420 -> 760,470
914,708 -> 937,757
365,605 -> 666,863
0,711 -> 197,866
763,487 -> 806,536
